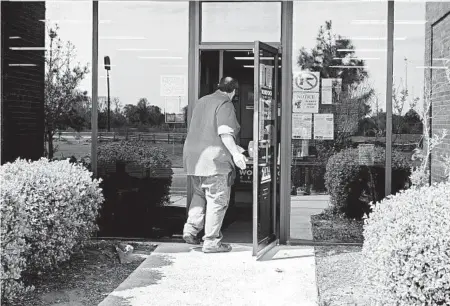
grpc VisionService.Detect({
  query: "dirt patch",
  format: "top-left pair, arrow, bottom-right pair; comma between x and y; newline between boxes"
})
315,245 -> 377,306
12,240 -> 157,306
311,213 -> 364,243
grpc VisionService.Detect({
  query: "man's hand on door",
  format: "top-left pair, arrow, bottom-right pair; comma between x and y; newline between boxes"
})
233,153 -> 248,170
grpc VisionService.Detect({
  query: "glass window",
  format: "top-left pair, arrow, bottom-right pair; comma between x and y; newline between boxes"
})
201,2 -> 281,43
94,1 -> 189,238
45,1 -> 92,160
393,2 -> 450,184
290,1 -> 389,243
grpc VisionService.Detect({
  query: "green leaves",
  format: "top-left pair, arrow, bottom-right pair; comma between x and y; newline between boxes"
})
97,140 -> 172,174
1,158 -> 104,304
325,147 -> 411,219
44,26 -> 90,158
362,181 -> 450,305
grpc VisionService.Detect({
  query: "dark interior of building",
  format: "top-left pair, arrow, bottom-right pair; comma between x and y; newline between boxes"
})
199,50 -> 257,242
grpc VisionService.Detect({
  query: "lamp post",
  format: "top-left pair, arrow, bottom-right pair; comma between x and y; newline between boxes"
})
104,56 -> 111,132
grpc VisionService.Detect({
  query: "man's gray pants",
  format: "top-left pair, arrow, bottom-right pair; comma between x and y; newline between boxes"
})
183,174 -> 231,248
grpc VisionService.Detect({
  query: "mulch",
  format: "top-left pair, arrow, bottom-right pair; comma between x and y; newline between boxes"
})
11,240 -> 157,306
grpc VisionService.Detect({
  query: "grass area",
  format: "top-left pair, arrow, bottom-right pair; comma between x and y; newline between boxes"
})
54,140 -> 91,159
54,140 -> 184,168
315,245 -> 375,306
311,210 -> 364,243
163,143 -> 184,168
16,240 -> 156,306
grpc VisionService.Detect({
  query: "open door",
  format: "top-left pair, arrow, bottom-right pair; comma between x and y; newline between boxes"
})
252,41 -> 280,257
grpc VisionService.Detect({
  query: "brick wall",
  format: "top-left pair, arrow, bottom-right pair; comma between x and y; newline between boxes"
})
1,1 -> 46,164
425,3 -> 450,182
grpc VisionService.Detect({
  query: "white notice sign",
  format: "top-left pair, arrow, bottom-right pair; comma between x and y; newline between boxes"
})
292,113 -> 312,140
293,71 -> 320,92
322,79 -> 333,105
293,92 -> 319,113
358,144 -> 375,166
160,75 -> 186,97
314,114 -> 334,140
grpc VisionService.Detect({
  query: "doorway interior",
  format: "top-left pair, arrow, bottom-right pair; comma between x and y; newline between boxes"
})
200,49 -> 255,244
198,46 -> 281,256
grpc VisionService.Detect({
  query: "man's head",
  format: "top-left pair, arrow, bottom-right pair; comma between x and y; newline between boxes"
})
217,76 -> 238,101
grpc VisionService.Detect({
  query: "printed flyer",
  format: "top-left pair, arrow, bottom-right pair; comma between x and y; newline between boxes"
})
292,113 -> 312,139
314,114 -> 334,140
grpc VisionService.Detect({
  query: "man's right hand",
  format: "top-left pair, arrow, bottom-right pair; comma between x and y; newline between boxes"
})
233,153 -> 248,170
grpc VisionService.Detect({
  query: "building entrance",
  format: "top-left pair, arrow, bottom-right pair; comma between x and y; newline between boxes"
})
197,43 -> 281,256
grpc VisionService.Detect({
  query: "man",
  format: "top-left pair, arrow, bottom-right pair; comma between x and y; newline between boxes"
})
182,76 -> 247,253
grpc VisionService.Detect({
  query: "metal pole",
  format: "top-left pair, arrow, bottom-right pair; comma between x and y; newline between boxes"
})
186,2 -> 200,217
219,50 -> 224,80
280,1 -> 293,244
91,1 -> 99,177
0,1 -> 3,164
385,1 -> 394,196
107,69 -> 110,132
252,41 -> 260,256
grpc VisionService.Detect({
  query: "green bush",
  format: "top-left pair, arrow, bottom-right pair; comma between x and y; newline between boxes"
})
362,181 -> 450,305
96,141 -> 173,237
0,158 -> 103,304
324,147 -> 411,219
98,140 -> 172,175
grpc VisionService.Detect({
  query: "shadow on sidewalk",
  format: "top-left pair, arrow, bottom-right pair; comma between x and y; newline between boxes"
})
258,245 -> 315,262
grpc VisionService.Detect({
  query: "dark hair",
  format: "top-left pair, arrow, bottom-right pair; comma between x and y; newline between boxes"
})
217,77 -> 238,93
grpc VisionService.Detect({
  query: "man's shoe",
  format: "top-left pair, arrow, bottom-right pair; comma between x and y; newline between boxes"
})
202,243 -> 232,253
183,234 -> 201,245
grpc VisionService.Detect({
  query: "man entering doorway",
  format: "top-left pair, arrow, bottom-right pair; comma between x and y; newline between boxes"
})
183,76 -> 247,253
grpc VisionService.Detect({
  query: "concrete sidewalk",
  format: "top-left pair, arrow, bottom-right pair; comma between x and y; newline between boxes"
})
99,243 -> 318,306
290,195 -> 330,241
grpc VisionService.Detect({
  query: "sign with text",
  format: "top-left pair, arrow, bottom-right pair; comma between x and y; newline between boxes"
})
259,64 -> 274,140
261,88 -> 273,120
260,165 -> 271,183
238,164 -> 274,184
293,92 -> 319,113
293,71 -> 320,92
239,167 -> 253,184
358,144 -> 375,166
165,113 -> 184,124
292,113 -> 312,140
314,114 -> 334,140
160,75 -> 186,97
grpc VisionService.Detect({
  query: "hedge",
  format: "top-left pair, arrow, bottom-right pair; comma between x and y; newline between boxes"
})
0,158 -> 103,304
96,141 -> 173,237
362,181 -> 450,305
324,147 -> 411,219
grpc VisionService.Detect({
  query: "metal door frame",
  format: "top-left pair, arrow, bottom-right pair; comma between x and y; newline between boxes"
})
187,1 -> 293,245
252,41 -> 281,257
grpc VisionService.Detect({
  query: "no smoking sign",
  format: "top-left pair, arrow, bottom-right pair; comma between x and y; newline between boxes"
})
293,71 -> 320,92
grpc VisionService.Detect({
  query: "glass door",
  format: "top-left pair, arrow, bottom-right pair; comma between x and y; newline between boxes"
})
252,41 -> 280,257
